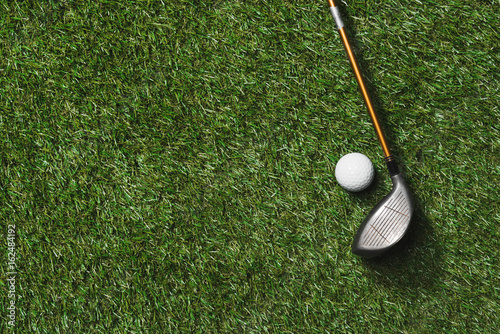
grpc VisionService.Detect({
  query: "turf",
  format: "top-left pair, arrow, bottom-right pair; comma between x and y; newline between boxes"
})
0,0 -> 499,332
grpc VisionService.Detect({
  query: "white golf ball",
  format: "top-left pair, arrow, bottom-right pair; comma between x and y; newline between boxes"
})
335,153 -> 374,192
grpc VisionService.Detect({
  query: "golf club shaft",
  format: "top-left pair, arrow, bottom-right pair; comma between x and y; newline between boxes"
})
328,0 -> 394,163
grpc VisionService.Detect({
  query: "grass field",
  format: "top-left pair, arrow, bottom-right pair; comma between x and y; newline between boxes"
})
1,0 -> 499,332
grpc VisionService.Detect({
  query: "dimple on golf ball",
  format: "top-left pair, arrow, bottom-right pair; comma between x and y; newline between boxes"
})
335,153 -> 374,192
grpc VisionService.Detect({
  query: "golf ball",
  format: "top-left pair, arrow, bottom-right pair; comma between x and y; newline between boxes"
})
335,153 -> 374,192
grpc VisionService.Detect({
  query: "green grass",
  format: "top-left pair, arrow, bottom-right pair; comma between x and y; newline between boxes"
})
1,0 -> 499,332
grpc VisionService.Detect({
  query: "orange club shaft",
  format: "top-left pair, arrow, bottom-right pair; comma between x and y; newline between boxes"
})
328,1 -> 392,158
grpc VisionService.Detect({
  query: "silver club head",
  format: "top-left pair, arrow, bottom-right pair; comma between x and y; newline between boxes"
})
352,174 -> 414,258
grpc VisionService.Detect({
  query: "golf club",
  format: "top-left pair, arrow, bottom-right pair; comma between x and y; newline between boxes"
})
327,0 -> 414,258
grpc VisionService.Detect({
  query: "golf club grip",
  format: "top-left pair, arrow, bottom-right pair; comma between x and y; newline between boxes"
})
328,1 -> 392,159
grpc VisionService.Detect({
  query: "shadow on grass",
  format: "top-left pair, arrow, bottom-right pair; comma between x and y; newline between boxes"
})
347,169 -> 442,289
334,7 -> 442,288
359,192 -> 442,290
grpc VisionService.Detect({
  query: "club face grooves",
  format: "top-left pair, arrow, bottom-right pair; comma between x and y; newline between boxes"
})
363,191 -> 408,247
352,174 -> 414,258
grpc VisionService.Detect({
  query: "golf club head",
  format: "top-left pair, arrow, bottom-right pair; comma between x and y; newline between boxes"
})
352,173 -> 414,258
